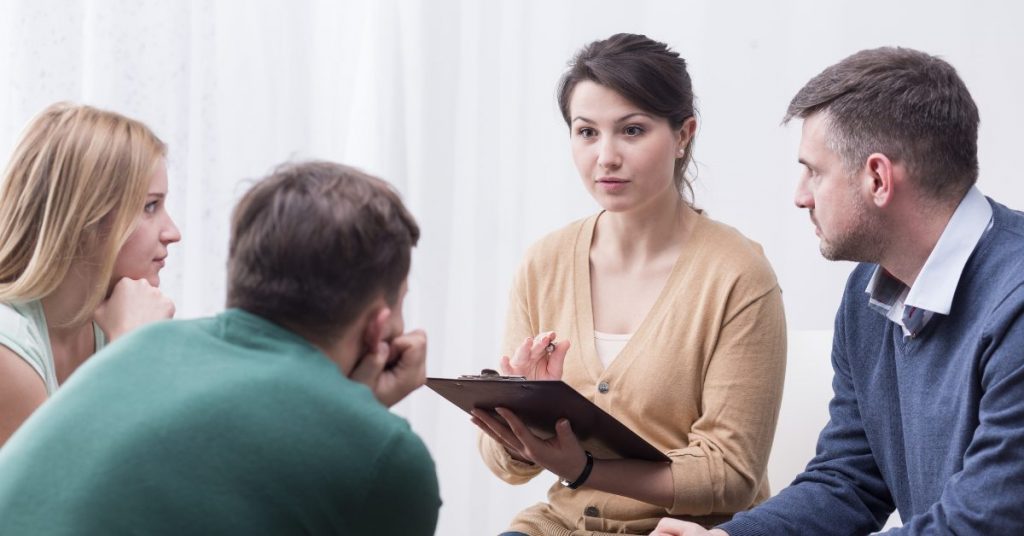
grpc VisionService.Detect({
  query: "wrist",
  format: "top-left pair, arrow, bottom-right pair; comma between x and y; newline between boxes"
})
559,450 -> 593,489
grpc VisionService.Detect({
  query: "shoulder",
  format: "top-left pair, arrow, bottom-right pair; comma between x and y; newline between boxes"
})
0,302 -> 48,378
511,214 -> 595,291
364,421 -> 440,525
107,317 -> 215,352
520,214 -> 595,266
962,200 -> 1024,311
691,214 -> 779,295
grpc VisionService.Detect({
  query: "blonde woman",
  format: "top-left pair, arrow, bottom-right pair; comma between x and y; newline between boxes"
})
0,103 -> 181,446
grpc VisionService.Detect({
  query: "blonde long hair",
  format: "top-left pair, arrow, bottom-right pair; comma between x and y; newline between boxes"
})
0,102 -> 166,324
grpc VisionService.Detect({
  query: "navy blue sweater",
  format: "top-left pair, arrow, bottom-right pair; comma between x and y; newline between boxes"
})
721,199 -> 1024,535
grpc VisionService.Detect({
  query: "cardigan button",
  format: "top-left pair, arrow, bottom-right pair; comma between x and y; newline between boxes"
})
597,381 -> 609,393
584,506 -> 600,517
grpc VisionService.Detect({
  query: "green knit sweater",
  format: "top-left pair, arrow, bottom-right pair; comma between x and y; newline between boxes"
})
0,309 -> 440,535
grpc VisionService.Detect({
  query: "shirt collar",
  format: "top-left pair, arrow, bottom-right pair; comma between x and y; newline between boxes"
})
865,186 -> 992,329
904,186 -> 992,315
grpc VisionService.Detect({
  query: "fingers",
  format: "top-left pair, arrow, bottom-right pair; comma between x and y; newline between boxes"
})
548,339 -> 570,379
471,409 -> 524,454
95,278 -> 174,341
507,331 -> 561,379
508,337 -> 533,370
499,355 -> 514,376
349,341 -> 389,385
554,417 -> 575,444
649,518 -> 706,536
388,329 -> 426,369
532,331 -> 556,354
493,407 -> 535,448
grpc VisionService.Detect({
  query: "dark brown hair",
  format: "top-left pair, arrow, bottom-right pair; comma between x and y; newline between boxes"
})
557,33 -> 697,199
227,161 -> 420,342
784,47 -> 979,200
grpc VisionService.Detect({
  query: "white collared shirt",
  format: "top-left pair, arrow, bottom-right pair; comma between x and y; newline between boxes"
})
865,186 -> 993,337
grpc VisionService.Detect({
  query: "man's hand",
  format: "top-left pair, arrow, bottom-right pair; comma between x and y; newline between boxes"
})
500,331 -> 570,381
649,518 -> 728,536
94,278 -> 175,342
350,329 -> 427,407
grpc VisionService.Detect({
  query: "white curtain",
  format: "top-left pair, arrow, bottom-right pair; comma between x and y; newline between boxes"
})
2,1 -> 1022,533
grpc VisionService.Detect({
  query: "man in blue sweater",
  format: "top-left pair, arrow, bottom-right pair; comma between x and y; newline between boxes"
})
652,48 -> 1024,535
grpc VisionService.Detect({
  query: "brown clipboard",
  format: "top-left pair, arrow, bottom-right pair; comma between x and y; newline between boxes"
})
426,374 -> 669,462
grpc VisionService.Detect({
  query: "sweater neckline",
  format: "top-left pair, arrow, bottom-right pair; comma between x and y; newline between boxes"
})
572,209 -> 710,380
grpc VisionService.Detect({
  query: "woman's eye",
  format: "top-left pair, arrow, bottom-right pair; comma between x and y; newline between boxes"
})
578,127 -> 596,139
623,125 -> 644,136
144,201 -> 159,214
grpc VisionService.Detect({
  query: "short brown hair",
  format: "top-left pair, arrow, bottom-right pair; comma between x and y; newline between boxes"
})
784,47 -> 979,200
227,161 -> 420,342
557,33 -> 697,200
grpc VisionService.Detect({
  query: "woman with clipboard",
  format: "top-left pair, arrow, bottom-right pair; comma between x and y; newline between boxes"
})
472,33 -> 787,535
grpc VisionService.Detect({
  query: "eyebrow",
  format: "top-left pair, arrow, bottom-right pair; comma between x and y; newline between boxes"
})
146,193 -> 167,198
571,112 -> 655,124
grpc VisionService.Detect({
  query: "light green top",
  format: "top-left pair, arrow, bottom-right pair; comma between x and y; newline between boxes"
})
0,301 -> 106,395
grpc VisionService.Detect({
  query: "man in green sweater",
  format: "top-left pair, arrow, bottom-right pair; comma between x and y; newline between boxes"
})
0,161 -> 440,535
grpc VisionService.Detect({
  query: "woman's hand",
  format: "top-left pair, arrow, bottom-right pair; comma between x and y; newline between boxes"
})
94,277 -> 175,342
500,331 -> 570,381
649,518 -> 728,536
472,406 -> 588,483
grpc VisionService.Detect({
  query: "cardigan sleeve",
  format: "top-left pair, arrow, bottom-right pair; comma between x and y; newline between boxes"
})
718,281 -> 895,536
665,285 -> 787,516
476,255 -> 545,484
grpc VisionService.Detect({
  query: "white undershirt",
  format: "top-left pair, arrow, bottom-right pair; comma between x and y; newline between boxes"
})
593,330 -> 632,368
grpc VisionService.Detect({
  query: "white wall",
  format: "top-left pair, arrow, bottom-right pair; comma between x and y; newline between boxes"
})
1,1 -> 1020,533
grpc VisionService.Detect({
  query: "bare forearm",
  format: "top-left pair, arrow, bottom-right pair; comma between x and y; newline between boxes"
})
584,458 -> 674,509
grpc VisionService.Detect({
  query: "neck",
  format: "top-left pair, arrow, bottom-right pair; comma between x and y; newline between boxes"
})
595,191 -> 692,262
296,321 -> 363,376
39,266 -> 97,341
878,195 -> 959,287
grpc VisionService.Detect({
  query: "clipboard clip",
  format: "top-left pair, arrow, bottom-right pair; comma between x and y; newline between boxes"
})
457,368 -> 527,381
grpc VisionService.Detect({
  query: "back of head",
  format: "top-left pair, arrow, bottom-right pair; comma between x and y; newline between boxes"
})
557,33 -> 697,198
227,161 -> 420,343
0,102 -> 165,320
785,47 -> 979,201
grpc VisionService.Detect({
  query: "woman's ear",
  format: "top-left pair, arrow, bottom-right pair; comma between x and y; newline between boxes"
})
677,116 -> 697,153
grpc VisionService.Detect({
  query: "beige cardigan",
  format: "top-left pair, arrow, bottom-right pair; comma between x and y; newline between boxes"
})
479,212 -> 787,535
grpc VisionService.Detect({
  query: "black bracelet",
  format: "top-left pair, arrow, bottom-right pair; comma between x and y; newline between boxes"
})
560,450 -> 594,490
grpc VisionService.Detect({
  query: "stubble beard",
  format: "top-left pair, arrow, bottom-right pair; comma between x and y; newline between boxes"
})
818,195 -> 886,263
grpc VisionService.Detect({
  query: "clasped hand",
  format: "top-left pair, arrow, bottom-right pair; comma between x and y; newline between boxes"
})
94,277 -> 175,341
350,328 -> 427,408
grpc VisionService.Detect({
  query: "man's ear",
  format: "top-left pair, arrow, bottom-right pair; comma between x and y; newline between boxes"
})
864,153 -> 896,208
361,303 -> 392,353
